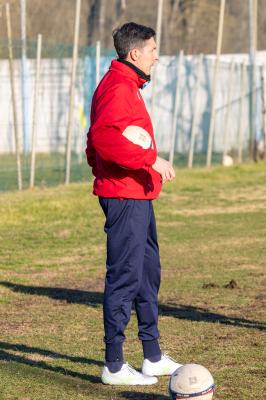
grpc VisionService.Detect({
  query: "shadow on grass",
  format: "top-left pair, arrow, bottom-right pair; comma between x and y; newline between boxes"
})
159,303 -> 266,331
0,349 -> 101,384
0,341 -> 103,366
121,391 -> 169,399
1,281 -> 265,331
0,281 -> 103,307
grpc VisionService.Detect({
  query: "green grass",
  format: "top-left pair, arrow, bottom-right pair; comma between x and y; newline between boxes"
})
0,162 -> 265,399
0,153 -> 92,192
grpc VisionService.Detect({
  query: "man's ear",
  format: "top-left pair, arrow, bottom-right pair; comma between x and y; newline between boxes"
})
128,48 -> 139,62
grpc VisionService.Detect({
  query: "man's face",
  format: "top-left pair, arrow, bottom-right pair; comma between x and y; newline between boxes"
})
133,37 -> 159,75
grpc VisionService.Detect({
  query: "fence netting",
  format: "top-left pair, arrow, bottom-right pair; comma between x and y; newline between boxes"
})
1,38 -> 266,192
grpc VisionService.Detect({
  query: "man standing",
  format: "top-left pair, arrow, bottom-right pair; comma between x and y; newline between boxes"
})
86,22 -> 181,385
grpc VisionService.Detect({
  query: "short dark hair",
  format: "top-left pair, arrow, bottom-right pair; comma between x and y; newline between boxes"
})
112,22 -> 155,59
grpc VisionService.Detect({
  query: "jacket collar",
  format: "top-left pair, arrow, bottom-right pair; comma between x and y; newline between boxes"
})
109,59 -> 150,89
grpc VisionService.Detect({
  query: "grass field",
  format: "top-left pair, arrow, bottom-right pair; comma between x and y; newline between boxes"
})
0,153 -> 92,192
0,162 -> 265,400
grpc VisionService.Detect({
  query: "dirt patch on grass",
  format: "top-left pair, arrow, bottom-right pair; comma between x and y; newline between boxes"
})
55,229 -> 72,239
5,350 -> 56,363
34,254 -> 88,267
159,220 -> 186,227
186,236 -> 265,253
58,277 -> 104,293
170,202 -> 266,216
0,312 -> 35,335
219,186 -> 266,202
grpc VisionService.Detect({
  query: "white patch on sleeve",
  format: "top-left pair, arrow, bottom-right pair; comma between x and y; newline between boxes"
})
122,125 -> 153,149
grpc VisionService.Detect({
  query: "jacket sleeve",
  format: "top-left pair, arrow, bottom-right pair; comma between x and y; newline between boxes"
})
86,128 -> 96,168
90,83 -> 157,170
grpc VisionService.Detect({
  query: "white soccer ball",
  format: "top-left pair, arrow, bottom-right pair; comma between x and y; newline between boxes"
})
169,364 -> 215,399
122,125 -> 153,149
222,154 -> 234,166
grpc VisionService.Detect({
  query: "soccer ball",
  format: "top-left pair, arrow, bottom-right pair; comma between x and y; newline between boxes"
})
122,125 -> 153,149
222,154 -> 234,166
169,364 -> 215,399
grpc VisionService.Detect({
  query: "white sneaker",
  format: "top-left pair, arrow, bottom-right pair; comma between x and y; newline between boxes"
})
101,362 -> 158,385
142,353 -> 182,376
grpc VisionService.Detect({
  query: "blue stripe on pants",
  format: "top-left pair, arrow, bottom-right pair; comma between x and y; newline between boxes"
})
99,198 -> 161,359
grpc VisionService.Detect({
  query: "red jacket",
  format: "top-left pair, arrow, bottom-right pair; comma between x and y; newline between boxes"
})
85,59 -> 162,199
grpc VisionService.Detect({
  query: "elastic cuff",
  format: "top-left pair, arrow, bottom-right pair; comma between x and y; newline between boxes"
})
105,360 -> 124,373
105,342 -> 124,362
147,353 -> 161,363
142,339 -> 161,359
144,149 -> 157,167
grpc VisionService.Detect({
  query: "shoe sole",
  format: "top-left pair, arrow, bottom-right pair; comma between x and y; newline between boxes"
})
102,380 -> 157,385
142,369 -> 179,376
101,377 -> 158,385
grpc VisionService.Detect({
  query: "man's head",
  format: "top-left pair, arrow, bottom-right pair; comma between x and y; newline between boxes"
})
113,22 -> 158,75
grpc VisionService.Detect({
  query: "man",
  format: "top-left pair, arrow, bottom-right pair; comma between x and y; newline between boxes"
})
86,22 -> 181,385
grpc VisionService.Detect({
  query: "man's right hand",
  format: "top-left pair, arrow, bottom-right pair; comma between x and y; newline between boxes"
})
152,156 -> 175,184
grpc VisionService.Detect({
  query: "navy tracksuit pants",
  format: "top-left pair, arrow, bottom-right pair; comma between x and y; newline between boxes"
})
99,198 -> 161,363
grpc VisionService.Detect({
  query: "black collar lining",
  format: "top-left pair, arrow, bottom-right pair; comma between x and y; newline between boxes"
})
117,58 -> 151,82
